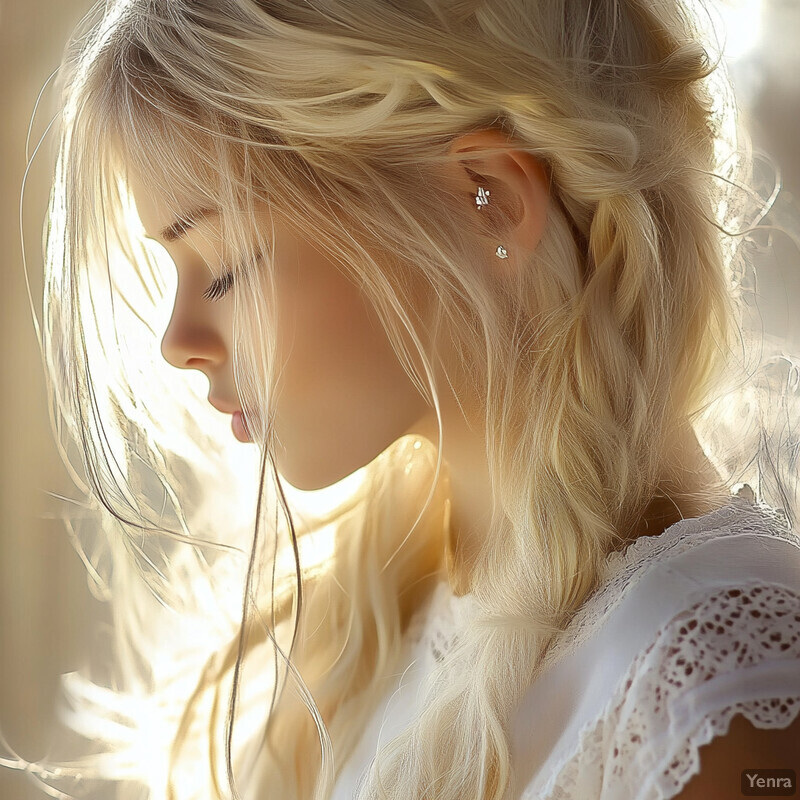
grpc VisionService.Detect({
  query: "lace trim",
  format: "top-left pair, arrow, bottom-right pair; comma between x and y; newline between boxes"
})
522,582 -> 800,800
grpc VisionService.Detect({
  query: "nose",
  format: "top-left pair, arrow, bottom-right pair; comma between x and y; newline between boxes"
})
159,307 -> 228,371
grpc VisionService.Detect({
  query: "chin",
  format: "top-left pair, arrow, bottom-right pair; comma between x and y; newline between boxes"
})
273,425 -> 415,492
276,453 -> 360,492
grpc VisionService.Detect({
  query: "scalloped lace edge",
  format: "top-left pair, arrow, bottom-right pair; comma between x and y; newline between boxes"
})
644,701 -> 800,800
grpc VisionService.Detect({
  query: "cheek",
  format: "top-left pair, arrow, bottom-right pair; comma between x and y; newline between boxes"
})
276,257 -> 387,402
264,234 -> 430,489
271,288 -> 418,490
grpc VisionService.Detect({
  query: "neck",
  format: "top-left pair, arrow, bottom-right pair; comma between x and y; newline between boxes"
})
625,423 -> 731,543
406,408 -> 731,596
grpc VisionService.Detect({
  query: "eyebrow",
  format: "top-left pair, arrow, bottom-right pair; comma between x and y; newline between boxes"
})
158,207 -> 220,242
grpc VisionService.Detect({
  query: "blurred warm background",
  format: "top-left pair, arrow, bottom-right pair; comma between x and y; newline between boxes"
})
2,3 -> 100,799
1,1 -> 798,798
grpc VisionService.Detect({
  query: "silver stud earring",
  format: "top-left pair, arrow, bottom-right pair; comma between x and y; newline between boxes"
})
474,186 -> 509,259
475,185 -> 491,210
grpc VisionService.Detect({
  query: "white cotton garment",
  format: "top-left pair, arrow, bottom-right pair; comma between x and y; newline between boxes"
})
331,492 -> 800,800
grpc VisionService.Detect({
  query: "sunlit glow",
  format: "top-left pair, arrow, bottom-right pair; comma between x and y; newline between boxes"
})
275,523 -> 338,574
75,173 -> 371,582
713,0 -> 764,62
283,463 -> 369,516
64,0 -> 131,125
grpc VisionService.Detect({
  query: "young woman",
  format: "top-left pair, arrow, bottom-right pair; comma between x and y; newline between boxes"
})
4,0 -> 800,798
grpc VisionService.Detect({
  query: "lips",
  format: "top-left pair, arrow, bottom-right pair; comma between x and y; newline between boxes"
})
208,396 -> 254,443
231,410 -> 253,443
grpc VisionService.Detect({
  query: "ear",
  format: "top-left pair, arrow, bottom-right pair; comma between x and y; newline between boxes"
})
444,128 -> 551,263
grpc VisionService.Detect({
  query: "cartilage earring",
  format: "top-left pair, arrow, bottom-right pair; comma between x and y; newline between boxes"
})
474,186 -> 509,259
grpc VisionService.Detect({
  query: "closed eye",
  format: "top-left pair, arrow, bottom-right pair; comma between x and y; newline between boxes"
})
202,269 -> 235,302
201,251 -> 265,303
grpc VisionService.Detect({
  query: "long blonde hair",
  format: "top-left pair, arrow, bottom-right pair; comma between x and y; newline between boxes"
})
7,1 -> 800,799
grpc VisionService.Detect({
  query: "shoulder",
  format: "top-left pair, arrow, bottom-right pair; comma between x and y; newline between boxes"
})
602,501 -> 800,799
512,498 -> 800,800
536,497 -> 800,678
594,578 -> 800,800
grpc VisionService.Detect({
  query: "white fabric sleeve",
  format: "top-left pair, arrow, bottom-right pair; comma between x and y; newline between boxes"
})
512,517 -> 800,800
604,582 -> 800,800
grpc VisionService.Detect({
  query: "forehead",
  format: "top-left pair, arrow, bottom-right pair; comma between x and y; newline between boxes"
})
126,164 -> 217,242
111,116 -> 220,233
126,168 -> 169,235
124,161 -> 275,255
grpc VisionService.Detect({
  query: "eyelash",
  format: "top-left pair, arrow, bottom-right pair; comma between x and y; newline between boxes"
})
202,269 -> 235,302
201,251 -> 264,302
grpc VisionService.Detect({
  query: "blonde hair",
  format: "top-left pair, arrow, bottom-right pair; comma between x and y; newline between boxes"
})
7,1 -> 800,799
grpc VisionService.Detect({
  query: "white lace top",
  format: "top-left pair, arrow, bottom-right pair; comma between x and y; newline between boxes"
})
331,491 -> 800,800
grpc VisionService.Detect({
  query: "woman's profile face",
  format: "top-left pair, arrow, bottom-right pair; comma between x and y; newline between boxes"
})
128,168 -> 434,491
